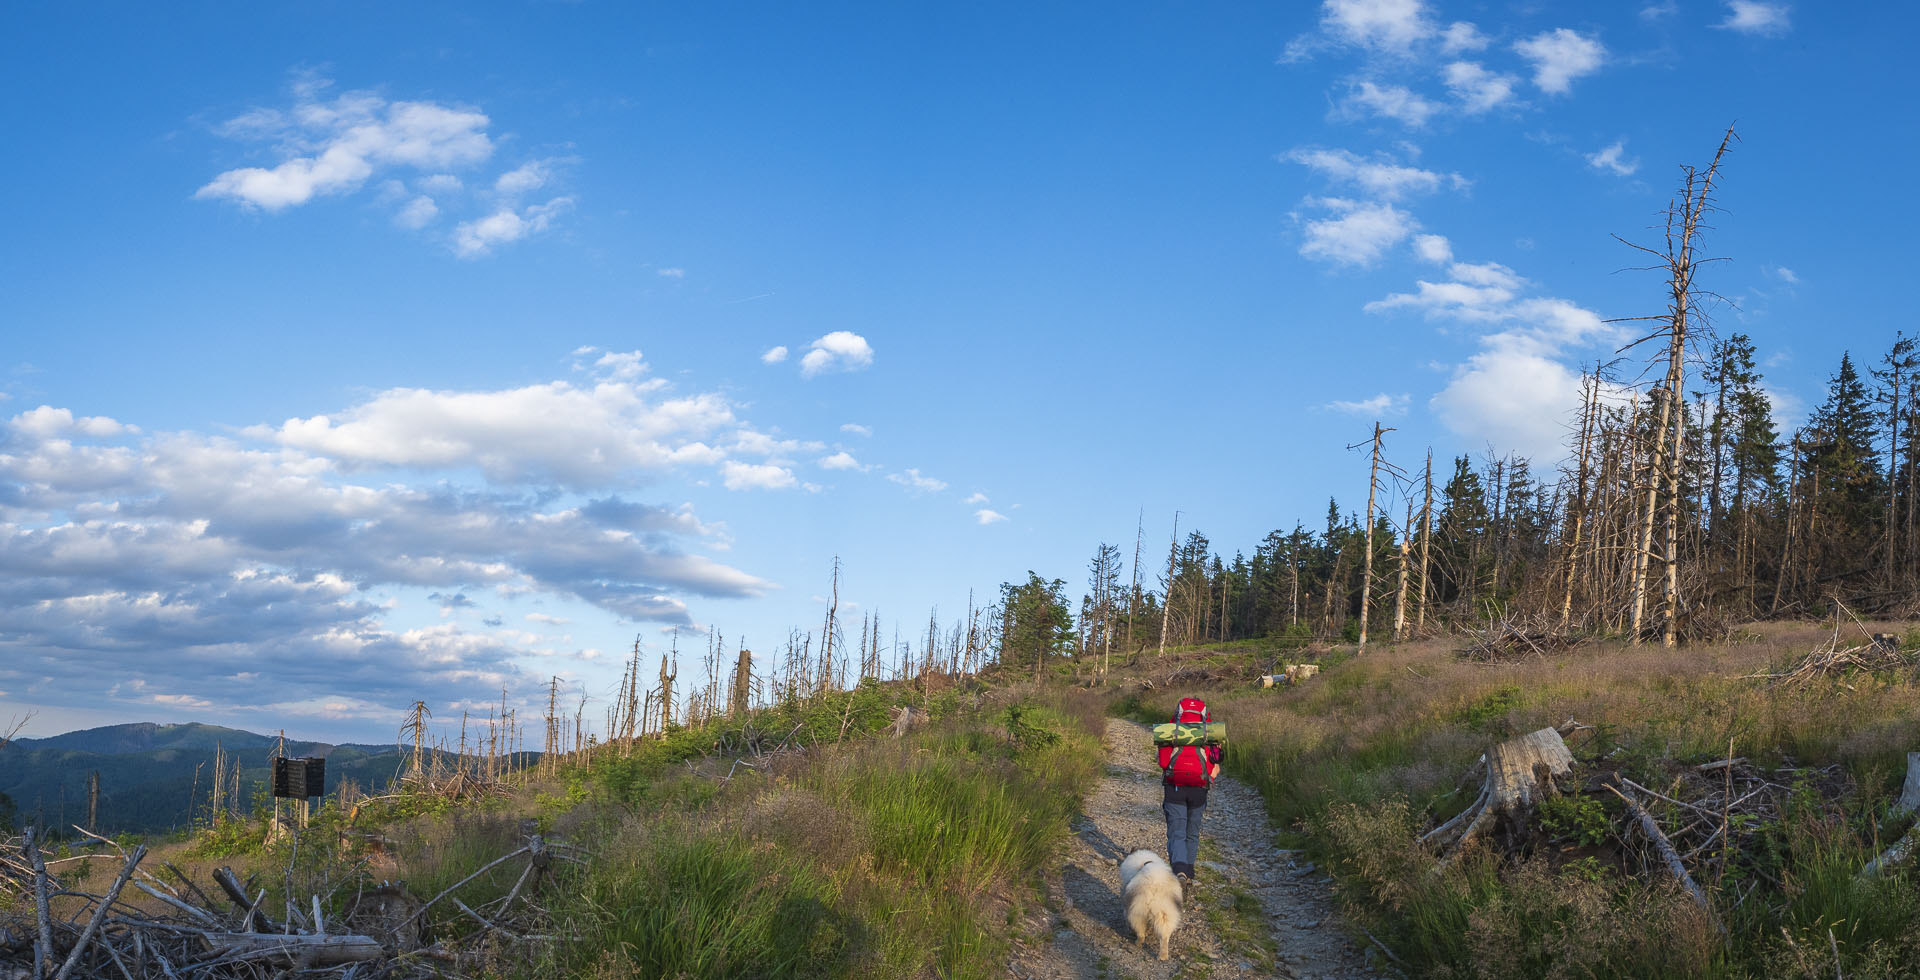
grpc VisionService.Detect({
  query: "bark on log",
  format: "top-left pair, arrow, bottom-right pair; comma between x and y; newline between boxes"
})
213,866 -> 280,933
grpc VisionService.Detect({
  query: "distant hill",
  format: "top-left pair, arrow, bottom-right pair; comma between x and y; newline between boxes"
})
0,722 -> 457,837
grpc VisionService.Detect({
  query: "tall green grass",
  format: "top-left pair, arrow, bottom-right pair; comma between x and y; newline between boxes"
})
521,691 -> 1104,979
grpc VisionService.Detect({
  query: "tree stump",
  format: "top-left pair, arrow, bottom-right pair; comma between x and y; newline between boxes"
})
1862,752 -> 1920,878
1423,727 -> 1575,860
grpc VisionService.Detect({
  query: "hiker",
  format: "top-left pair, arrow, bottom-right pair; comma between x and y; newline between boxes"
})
1157,696 -> 1220,882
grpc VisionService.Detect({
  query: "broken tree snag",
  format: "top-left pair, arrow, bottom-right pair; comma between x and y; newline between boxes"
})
1428,727 -> 1575,861
1861,752 -> 1920,878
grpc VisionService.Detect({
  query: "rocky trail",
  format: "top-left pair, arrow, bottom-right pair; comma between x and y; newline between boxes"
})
1006,718 -> 1385,980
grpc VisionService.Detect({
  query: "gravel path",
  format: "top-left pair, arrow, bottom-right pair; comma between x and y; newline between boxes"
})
1006,718 -> 1383,980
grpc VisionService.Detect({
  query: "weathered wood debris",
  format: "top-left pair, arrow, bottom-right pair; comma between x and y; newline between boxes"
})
1259,664 -> 1320,687
1,824 -> 583,978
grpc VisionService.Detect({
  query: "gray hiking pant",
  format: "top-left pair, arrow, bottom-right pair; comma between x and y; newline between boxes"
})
1162,783 -> 1207,872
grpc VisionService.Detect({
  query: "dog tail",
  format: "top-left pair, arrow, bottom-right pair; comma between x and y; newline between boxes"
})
1154,903 -> 1181,960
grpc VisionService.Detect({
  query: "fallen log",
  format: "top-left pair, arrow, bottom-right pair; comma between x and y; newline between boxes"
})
200,931 -> 384,966
1606,782 -> 1721,933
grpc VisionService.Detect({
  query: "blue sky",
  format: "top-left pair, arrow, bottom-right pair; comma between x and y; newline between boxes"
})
1,1 -> 1908,743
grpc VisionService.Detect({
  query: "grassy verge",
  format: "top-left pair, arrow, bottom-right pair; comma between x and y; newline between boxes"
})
1205,623 -> 1920,979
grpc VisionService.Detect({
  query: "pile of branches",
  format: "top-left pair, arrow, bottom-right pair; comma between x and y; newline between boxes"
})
1,823 -> 583,979
1457,613 -> 1587,664
1750,631 -> 1910,687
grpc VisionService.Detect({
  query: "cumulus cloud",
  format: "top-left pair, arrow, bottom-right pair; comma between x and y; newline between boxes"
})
799,331 -> 875,377
1587,141 -> 1640,176
1337,80 -> 1439,127
886,469 -> 947,494
761,346 -> 789,364
1439,21 -> 1488,54
0,397 -> 778,734
255,371 -> 737,487
1285,148 -> 1466,199
197,79 -> 493,211
1514,29 -> 1607,95
1298,198 -> 1417,267
719,460 -> 798,491
1326,393 -> 1410,416
817,451 -> 867,472
394,195 -> 439,229
1771,266 -> 1800,284
1442,61 -> 1521,113
1362,244 -> 1616,459
839,423 -> 871,437
1320,0 -> 1434,53
1718,1 -> 1790,35
1412,234 -> 1453,264
963,492 -> 989,505
974,509 -> 1009,525
452,197 -> 572,258
1430,347 -> 1584,461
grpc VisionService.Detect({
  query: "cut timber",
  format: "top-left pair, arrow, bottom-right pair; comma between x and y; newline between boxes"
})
1260,664 -> 1321,688
201,932 -> 384,965
1427,727 -> 1574,860
1861,752 -> 1920,878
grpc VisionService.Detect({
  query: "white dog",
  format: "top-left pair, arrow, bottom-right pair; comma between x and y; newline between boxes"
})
1118,849 -> 1183,960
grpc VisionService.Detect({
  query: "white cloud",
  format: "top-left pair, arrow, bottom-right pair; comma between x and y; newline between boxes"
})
799,331 -> 875,377
1326,393 -> 1410,416
657,267 -> 685,278
594,350 -> 647,381
839,423 -> 871,437
887,469 -> 948,494
1439,21 -> 1488,54
1771,266 -> 1799,284
1442,61 -> 1520,113
493,160 -> 552,196
1321,0 -> 1434,53
395,195 -> 439,229
1514,29 -> 1607,95
11,406 -> 134,439
817,451 -> 867,472
720,460 -> 797,491
1285,148 -> 1465,200
198,83 -> 493,211
452,197 -> 572,258
1586,141 -> 1639,176
974,509 -> 1009,525
418,174 -> 463,194
1298,198 -> 1417,267
1338,80 -> 1439,127
257,375 -> 736,487
963,492 -> 989,505
1430,347 -> 1583,461
761,346 -> 789,364
525,612 -> 571,626
1718,1 -> 1790,35
1413,234 -> 1453,264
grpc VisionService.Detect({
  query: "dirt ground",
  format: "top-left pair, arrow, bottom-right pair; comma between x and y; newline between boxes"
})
1006,718 -> 1385,980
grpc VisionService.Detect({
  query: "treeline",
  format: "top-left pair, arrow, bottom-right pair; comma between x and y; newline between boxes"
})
1027,331 -> 1920,664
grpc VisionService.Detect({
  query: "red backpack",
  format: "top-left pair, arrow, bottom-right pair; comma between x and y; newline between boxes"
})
1158,697 -> 1213,787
